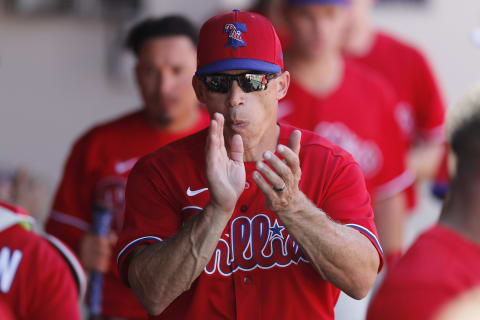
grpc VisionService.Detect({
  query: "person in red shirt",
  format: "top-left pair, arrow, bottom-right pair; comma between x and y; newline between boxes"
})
0,202 -> 82,320
343,0 -> 446,209
280,0 -> 412,267
115,9 -> 383,320
45,16 -> 210,320
367,84 -> 480,320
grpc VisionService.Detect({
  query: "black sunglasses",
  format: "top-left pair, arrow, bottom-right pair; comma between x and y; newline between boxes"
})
198,72 -> 279,93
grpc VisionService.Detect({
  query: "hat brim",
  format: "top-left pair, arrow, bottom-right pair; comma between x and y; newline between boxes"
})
196,58 -> 281,75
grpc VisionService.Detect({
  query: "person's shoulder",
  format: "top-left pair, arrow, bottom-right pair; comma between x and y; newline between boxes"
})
384,225 -> 475,285
70,110 -> 142,150
375,30 -> 430,64
83,110 -> 142,138
3,224 -> 44,250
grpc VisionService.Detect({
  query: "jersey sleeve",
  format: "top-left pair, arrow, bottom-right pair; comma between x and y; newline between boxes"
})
45,132 -> 96,253
411,50 -> 446,143
320,157 -> 384,271
370,85 -> 414,201
115,155 -> 181,283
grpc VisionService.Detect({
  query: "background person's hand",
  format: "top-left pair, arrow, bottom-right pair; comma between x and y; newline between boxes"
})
79,232 -> 117,273
205,113 -> 245,215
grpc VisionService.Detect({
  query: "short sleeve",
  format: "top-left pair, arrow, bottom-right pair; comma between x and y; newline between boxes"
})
411,51 -> 446,142
115,156 -> 181,282
321,160 -> 384,271
46,133 -> 95,252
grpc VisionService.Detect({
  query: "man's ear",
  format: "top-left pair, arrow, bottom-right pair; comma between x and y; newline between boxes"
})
275,71 -> 290,100
192,76 -> 207,104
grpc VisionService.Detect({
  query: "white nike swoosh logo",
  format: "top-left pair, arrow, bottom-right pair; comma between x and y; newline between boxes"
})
114,157 -> 139,174
186,187 -> 208,197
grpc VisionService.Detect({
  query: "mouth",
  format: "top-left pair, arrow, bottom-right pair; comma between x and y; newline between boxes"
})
227,119 -> 249,131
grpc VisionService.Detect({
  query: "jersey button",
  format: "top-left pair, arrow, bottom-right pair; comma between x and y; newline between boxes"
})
245,181 -> 251,190
240,205 -> 248,213
243,276 -> 250,284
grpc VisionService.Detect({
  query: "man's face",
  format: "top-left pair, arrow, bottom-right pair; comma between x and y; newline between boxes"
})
286,4 -> 349,59
135,36 -> 197,127
193,70 -> 289,152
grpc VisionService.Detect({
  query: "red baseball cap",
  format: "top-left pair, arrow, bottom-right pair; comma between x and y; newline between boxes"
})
196,9 -> 284,75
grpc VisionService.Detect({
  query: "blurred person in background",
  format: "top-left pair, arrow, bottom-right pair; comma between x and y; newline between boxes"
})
279,0 -> 412,268
367,83 -> 480,320
0,201 -> 82,320
434,287 -> 480,320
0,166 -> 49,228
343,0 -> 446,210
45,15 -> 210,320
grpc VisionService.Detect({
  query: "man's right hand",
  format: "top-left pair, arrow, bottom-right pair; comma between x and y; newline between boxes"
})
205,113 -> 245,215
79,232 -> 117,273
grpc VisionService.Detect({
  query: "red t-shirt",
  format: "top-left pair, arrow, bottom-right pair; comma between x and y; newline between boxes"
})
367,224 -> 480,320
116,123 -> 384,320
0,204 -> 81,320
46,109 -> 210,319
346,31 -> 446,208
346,31 -> 445,145
279,60 -> 413,202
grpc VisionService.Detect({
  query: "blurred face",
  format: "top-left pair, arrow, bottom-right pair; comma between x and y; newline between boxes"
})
348,0 -> 374,23
193,70 -> 290,153
135,36 -> 197,126
286,4 -> 349,59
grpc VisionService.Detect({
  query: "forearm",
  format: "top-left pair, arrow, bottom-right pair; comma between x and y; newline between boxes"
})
373,192 -> 406,255
128,203 -> 231,315
275,193 -> 379,299
408,142 -> 443,180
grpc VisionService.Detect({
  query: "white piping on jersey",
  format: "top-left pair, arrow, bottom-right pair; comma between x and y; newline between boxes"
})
345,223 -> 383,255
374,169 -> 416,202
49,211 -> 90,232
181,206 -> 204,212
0,206 -> 34,232
42,232 -> 87,302
116,236 -> 163,267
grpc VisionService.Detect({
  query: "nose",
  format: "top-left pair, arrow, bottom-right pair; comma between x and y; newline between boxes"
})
156,72 -> 174,96
226,80 -> 245,108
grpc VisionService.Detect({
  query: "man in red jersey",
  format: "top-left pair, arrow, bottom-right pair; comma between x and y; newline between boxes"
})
45,16 -> 210,320
367,83 -> 480,320
0,202 -> 81,320
280,0 -> 412,267
343,0 -> 446,209
116,9 -> 383,320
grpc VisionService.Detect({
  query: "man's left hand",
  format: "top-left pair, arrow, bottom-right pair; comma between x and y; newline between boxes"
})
253,129 -> 306,213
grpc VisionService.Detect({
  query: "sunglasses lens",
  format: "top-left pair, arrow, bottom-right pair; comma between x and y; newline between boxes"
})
243,74 -> 267,92
202,73 -> 273,93
204,75 -> 230,93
